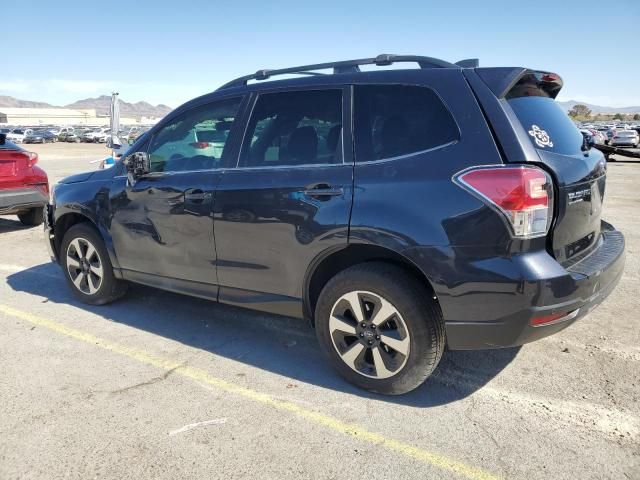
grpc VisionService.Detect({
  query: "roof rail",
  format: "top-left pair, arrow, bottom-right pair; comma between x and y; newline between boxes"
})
218,54 -> 460,90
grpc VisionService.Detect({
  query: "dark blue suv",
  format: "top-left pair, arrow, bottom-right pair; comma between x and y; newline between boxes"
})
44,55 -> 625,394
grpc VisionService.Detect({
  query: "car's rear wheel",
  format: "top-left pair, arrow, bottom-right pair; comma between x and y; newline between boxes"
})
315,262 -> 445,395
18,207 -> 44,226
61,223 -> 127,305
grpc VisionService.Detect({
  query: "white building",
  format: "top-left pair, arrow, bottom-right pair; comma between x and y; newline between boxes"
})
0,107 -> 142,126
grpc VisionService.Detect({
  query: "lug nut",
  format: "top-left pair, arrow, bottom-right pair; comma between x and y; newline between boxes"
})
375,335 -> 380,340
359,333 -> 364,337
367,340 -> 373,345
361,322 -> 366,328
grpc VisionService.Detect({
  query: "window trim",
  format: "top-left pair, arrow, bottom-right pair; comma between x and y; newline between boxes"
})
352,83 -> 460,164
353,139 -> 459,166
234,87 -> 348,170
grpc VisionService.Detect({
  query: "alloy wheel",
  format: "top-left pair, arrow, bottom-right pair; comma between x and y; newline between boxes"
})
66,237 -> 104,295
329,291 -> 410,379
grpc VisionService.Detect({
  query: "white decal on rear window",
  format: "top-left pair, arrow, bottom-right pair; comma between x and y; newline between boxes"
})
528,125 -> 554,148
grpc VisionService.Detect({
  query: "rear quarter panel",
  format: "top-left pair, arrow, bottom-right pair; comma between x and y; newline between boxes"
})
348,69 -> 513,319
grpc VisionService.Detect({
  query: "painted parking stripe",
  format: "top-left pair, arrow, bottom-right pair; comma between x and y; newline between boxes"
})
0,303 -> 499,480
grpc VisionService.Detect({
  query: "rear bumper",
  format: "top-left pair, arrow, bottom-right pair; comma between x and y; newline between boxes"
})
0,188 -> 48,215
440,222 -> 625,349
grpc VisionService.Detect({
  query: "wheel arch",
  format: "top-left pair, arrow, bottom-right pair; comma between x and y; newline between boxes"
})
54,212 -> 121,274
304,244 -> 438,324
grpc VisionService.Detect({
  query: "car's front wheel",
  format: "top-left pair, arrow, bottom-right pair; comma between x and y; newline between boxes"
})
315,262 -> 445,395
61,223 -> 127,305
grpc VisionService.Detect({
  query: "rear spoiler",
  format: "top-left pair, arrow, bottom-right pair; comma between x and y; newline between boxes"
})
475,67 -> 563,99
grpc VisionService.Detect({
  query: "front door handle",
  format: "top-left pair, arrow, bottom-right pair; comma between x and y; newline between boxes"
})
185,189 -> 207,204
302,183 -> 344,199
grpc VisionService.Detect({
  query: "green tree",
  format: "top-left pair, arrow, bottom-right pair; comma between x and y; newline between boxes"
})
568,104 -> 591,118
613,113 -> 624,120
633,113 -> 640,121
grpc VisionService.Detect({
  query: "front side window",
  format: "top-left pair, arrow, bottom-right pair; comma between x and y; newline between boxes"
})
148,97 -> 241,173
240,89 -> 343,168
354,85 -> 459,162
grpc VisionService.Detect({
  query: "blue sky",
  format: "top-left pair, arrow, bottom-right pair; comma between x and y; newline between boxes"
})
5,0 -> 639,108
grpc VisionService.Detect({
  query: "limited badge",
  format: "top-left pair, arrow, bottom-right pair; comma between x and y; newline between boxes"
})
528,125 -> 553,148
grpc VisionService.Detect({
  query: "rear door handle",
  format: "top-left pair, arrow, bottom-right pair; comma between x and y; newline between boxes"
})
185,189 -> 207,203
302,183 -> 344,199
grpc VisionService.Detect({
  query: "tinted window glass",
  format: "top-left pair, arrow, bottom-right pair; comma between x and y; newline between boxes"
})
506,73 -> 584,156
354,85 -> 458,162
0,139 -> 21,151
240,90 -> 342,167
148,97 -> 241,173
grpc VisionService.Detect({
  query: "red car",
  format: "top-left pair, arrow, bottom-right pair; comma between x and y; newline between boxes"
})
0,133 -> 49,226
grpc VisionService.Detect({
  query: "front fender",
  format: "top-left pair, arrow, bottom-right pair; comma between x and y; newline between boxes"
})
53,177 -> 121,272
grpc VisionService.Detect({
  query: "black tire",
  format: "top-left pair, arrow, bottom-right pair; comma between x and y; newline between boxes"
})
18,207 -> 44,226
60,223 -> 127,305
315,262 -> 445,395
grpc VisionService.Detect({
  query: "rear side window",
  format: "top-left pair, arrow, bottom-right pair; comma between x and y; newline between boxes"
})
506,73 -> 584,156
354,85 -> 458,162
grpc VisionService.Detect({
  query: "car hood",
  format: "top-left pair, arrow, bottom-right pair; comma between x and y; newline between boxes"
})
58,171 -> 96,184
58,166 -> 118,185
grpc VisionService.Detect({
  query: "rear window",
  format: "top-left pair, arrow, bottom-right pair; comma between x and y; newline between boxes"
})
354,85 -> 459,162
506,74 -> 584,156
0,139 -> 21,150
618,131 -> 635,137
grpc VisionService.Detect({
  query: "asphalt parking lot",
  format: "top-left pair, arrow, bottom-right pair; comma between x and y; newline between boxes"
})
1,143 -> 639,480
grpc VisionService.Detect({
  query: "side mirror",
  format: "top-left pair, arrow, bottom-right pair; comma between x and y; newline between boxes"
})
124,151 -> 150,184
128,137 -> 136,145
587,136 -> 596,148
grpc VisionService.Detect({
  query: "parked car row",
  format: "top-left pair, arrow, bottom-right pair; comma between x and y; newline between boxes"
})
577,122 -> 640,149
0,125 -> 154,145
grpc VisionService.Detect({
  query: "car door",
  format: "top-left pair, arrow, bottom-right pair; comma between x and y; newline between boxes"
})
213,87 -> 353,315
109,96 -> 245,288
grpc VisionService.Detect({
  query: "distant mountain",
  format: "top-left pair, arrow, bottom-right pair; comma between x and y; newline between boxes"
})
557,100 -> 640,115
0,95 -> 54,108
0,95 -> 171,118
65,95 -> 172,118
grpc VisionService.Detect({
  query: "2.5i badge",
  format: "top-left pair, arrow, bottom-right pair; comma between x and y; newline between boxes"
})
528,125 -> 554,148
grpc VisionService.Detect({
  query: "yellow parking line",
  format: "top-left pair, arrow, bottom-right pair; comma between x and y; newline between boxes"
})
0,303 -> 500,480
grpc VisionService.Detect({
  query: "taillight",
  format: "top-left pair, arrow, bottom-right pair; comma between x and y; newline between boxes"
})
190,142 -> 210,149
24,151 -> 38,167
455,166 -> 553,238
1,150 -> 38,167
